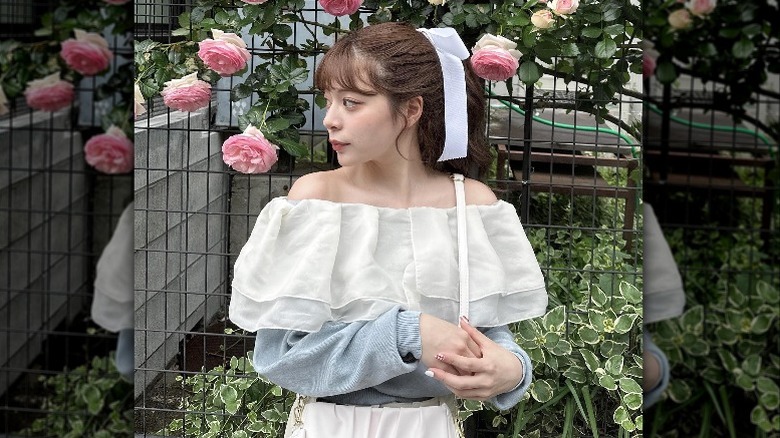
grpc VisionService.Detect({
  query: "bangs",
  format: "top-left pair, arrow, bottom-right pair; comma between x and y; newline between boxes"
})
314,44 -> 381,95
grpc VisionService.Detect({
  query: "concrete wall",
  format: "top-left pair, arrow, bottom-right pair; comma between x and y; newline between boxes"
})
134,109 -> 230,398
0,109 -> 90,395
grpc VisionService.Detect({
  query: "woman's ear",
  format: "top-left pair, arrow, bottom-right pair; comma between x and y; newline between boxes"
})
403,96 -> 424,127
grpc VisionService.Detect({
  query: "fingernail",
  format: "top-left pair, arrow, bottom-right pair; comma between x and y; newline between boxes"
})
461,316 -> 469,323
425,370 -> 435,378
435,353 -> 445,361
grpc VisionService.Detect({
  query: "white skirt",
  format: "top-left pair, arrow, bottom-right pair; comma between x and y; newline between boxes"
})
284,395 -> 462,438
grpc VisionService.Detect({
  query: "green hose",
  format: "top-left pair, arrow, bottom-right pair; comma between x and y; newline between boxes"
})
488,89 -> 639,158
646,103 -> 776,159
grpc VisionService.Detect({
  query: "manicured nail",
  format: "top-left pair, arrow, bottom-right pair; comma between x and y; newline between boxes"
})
461,316 -> 469,323
435,353 -> 445,361
425,370 -> 435,378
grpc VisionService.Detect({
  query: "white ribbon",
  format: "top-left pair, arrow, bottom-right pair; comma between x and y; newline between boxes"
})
418,27 -> 470,162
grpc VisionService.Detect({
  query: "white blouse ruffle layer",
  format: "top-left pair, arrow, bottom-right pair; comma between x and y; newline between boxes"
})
230,197 -> 547,332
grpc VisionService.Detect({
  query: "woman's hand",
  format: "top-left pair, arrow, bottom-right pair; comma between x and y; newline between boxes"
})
419,313 -> 482,376
426,317 -> 524,400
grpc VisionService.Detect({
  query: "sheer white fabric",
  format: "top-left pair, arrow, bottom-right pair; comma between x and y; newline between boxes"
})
643,203 -> 686,324
230,198 -> 547,332
91,201 -> 134,332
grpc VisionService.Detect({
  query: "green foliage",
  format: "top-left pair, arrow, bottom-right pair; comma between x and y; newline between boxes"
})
135,0 -> 642,154
0,0 -> 132,135
157,352 -> 295,438
16,353 -> 133,438
648,218 -> 779,435
644,0 -> 777,112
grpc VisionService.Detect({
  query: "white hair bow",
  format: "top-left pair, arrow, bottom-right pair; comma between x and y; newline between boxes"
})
418,27 -> 470,162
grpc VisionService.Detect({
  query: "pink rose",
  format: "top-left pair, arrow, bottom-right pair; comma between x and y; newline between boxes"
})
198,29 -> 252,77
687,0 -> 716,16
319,0 -> 363,16
60,29 -> 112,76
24,73 -> 75,112
549,0 -> 579,15
471,48 -> 520,81
239,0 -> 269,3
222,125 -> 279,174
102,0 -> 130,4
84,126 -> 134,174
161,72 -> 212,112
643,48 -> 659,78
668,8 -> 692,29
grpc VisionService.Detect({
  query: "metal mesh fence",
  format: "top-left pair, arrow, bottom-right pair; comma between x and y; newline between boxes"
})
1,1 -> 134,436
133,2 -> 643,437
643,73 -> 779,436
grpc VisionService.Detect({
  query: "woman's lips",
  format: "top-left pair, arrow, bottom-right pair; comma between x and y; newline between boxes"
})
330,140 -> 348,152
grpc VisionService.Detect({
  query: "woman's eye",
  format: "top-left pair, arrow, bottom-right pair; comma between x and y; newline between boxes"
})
343,99 -> 359,108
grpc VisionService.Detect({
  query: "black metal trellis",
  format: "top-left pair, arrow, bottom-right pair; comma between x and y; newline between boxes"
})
133,2 -> 643,437
1,2 -> 134,436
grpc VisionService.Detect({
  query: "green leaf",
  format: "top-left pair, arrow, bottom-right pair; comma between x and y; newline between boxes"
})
604,355 -> 624,375
594,38 -> 617,59
655,61 -> 677,84
578,326 -> 600,344
682,339 -> 709,356
518,61 -> 541,84
581,27 -> 603,38
742,355 -> 762,376
732,38 -> 755,59
757,376 -> 780,396
264,117 -> 291,133
681,305 -> 704,332
613,314 -> 638,334
667,380 -> 692,403
551,339 -> 573,356
600,340 -> 627,357
619,282 -> 641,305
591,285 -> 608,307
530,379 -> 554,402
543,306 -> 566,332
622,392 -> 642,410
599,375 -> 617,390
563,365 -> 588,384
756,280 -> 779,304
715,326 -> 738,345
580,349 -> 601,372
760,392 -> 779,411
718,349 -> 739,372
751,314 -> 774,334
618,377 -> 642,394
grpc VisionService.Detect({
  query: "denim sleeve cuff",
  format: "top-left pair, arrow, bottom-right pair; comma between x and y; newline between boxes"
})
396,310 -> 422,360
490,347 -> 533,411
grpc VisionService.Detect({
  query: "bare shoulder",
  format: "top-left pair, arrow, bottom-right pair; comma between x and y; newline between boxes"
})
287,171 -> 333,200
463,177 -> 498,205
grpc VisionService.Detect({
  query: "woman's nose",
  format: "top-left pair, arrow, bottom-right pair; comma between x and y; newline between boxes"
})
323,107 -> 340,131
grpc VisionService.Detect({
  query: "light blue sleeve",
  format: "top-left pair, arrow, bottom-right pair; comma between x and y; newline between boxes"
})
252,306 -> 418,397
253,307 -> 532,409
481,325 -> 534,411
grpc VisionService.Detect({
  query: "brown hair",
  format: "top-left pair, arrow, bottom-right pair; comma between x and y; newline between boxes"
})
314,22 -> 490,178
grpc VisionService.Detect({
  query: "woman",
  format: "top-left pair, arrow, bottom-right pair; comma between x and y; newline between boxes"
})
230,22 -> 548,437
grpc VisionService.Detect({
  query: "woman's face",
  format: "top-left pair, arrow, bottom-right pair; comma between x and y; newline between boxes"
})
321,86 -> 407,167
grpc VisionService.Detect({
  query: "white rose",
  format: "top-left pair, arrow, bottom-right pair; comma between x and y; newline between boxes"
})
472,34 -> 522,60
211,29 -> 248,48
668,8 -> 692,29
0,86 -> 8,115
26,72 -> 64,90
531,10 -> 556,29
163,72 -> 202,91
134,83 -> 146,117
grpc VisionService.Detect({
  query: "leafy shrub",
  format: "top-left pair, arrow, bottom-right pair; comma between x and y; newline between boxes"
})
16,353 -> 133,438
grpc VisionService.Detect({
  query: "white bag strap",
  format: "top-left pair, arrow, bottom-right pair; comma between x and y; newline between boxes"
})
451,173 -> 469,326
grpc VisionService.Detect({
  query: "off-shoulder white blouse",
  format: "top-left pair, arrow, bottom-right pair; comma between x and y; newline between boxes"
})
230,197 -> 547,332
